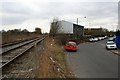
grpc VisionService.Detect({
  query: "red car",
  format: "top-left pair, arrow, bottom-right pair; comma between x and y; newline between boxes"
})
65,41 -> 77,51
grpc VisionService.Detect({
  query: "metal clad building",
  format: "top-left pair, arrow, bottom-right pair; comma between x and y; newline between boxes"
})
57,20 -> 84,38
58,20 -> 73,34
73,24 -> 84,38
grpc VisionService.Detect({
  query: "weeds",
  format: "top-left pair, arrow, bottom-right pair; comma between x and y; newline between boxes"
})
38,37 -> 74,78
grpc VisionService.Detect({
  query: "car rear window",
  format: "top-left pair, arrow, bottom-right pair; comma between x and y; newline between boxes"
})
67,43 -> 76,47
107,43 -> 115,45
108,40 -> 114,41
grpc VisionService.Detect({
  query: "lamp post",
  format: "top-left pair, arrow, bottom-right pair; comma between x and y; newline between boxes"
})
77,16 -> 86,25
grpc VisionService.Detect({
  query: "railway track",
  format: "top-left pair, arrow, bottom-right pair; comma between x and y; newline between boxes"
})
1,37 -> 41,54
1,37 -> 40,48
0,37 -> 45,69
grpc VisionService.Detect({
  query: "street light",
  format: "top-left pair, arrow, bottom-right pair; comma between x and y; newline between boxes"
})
77,16 -> 86,25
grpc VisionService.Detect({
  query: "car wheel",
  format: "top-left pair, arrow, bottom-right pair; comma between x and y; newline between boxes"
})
74,50 -> 77,52
106,47 -> 108,50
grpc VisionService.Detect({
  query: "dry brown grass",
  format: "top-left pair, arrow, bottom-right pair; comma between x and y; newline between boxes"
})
37,37 -> 75,78
2,34 -> 41,44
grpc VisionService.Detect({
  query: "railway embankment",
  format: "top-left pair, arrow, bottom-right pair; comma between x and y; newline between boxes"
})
37,37 -> 75,78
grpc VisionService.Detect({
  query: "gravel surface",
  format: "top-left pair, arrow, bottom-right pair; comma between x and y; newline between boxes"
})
2,40 -> 44,78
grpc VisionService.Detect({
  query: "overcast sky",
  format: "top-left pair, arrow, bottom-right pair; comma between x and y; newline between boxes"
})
0,0 -> 119,33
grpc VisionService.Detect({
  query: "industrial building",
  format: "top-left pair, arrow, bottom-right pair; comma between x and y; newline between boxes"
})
50,20 -> 84,39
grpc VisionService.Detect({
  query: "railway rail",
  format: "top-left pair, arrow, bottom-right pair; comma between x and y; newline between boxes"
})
1,38 -> 40,54
1,37 -> 40,48
0,37 -> 45,69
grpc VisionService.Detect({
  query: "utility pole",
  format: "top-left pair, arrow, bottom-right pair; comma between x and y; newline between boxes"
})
77,18 -> 78,24
77,16 -> 86,25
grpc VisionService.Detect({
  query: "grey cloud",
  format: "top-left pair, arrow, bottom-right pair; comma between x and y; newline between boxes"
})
1,2 -> 35,25
2,15 -> 29,25
2,2 -> 32,15
38,2 -> 117,20
1,1 -> 118,29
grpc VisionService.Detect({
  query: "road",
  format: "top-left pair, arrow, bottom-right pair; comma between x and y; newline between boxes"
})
66,39 -> 118,78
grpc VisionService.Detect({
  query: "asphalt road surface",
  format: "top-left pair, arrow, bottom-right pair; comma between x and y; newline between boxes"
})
66,39 -> 118,78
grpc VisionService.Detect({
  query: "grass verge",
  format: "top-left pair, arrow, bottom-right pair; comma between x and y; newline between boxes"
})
37,37 -> 75,78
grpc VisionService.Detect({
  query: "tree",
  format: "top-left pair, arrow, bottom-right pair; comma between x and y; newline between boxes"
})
35,27 -> 42,34
1,30 -> 6,33
49,17 -> 61,36
7,29 -> 21,35
22,29 -> 29,34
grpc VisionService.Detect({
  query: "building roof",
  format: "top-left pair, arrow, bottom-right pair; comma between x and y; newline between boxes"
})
73,24 -> 84,28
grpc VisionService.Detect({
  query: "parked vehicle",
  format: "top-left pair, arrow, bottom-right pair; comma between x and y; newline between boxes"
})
106,41 -> 117,50
65,41 -> 77,51
104,36 -> 108,39
98,37 -> 103,41
89,37 -> 98,42
108,37 -> 115,42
